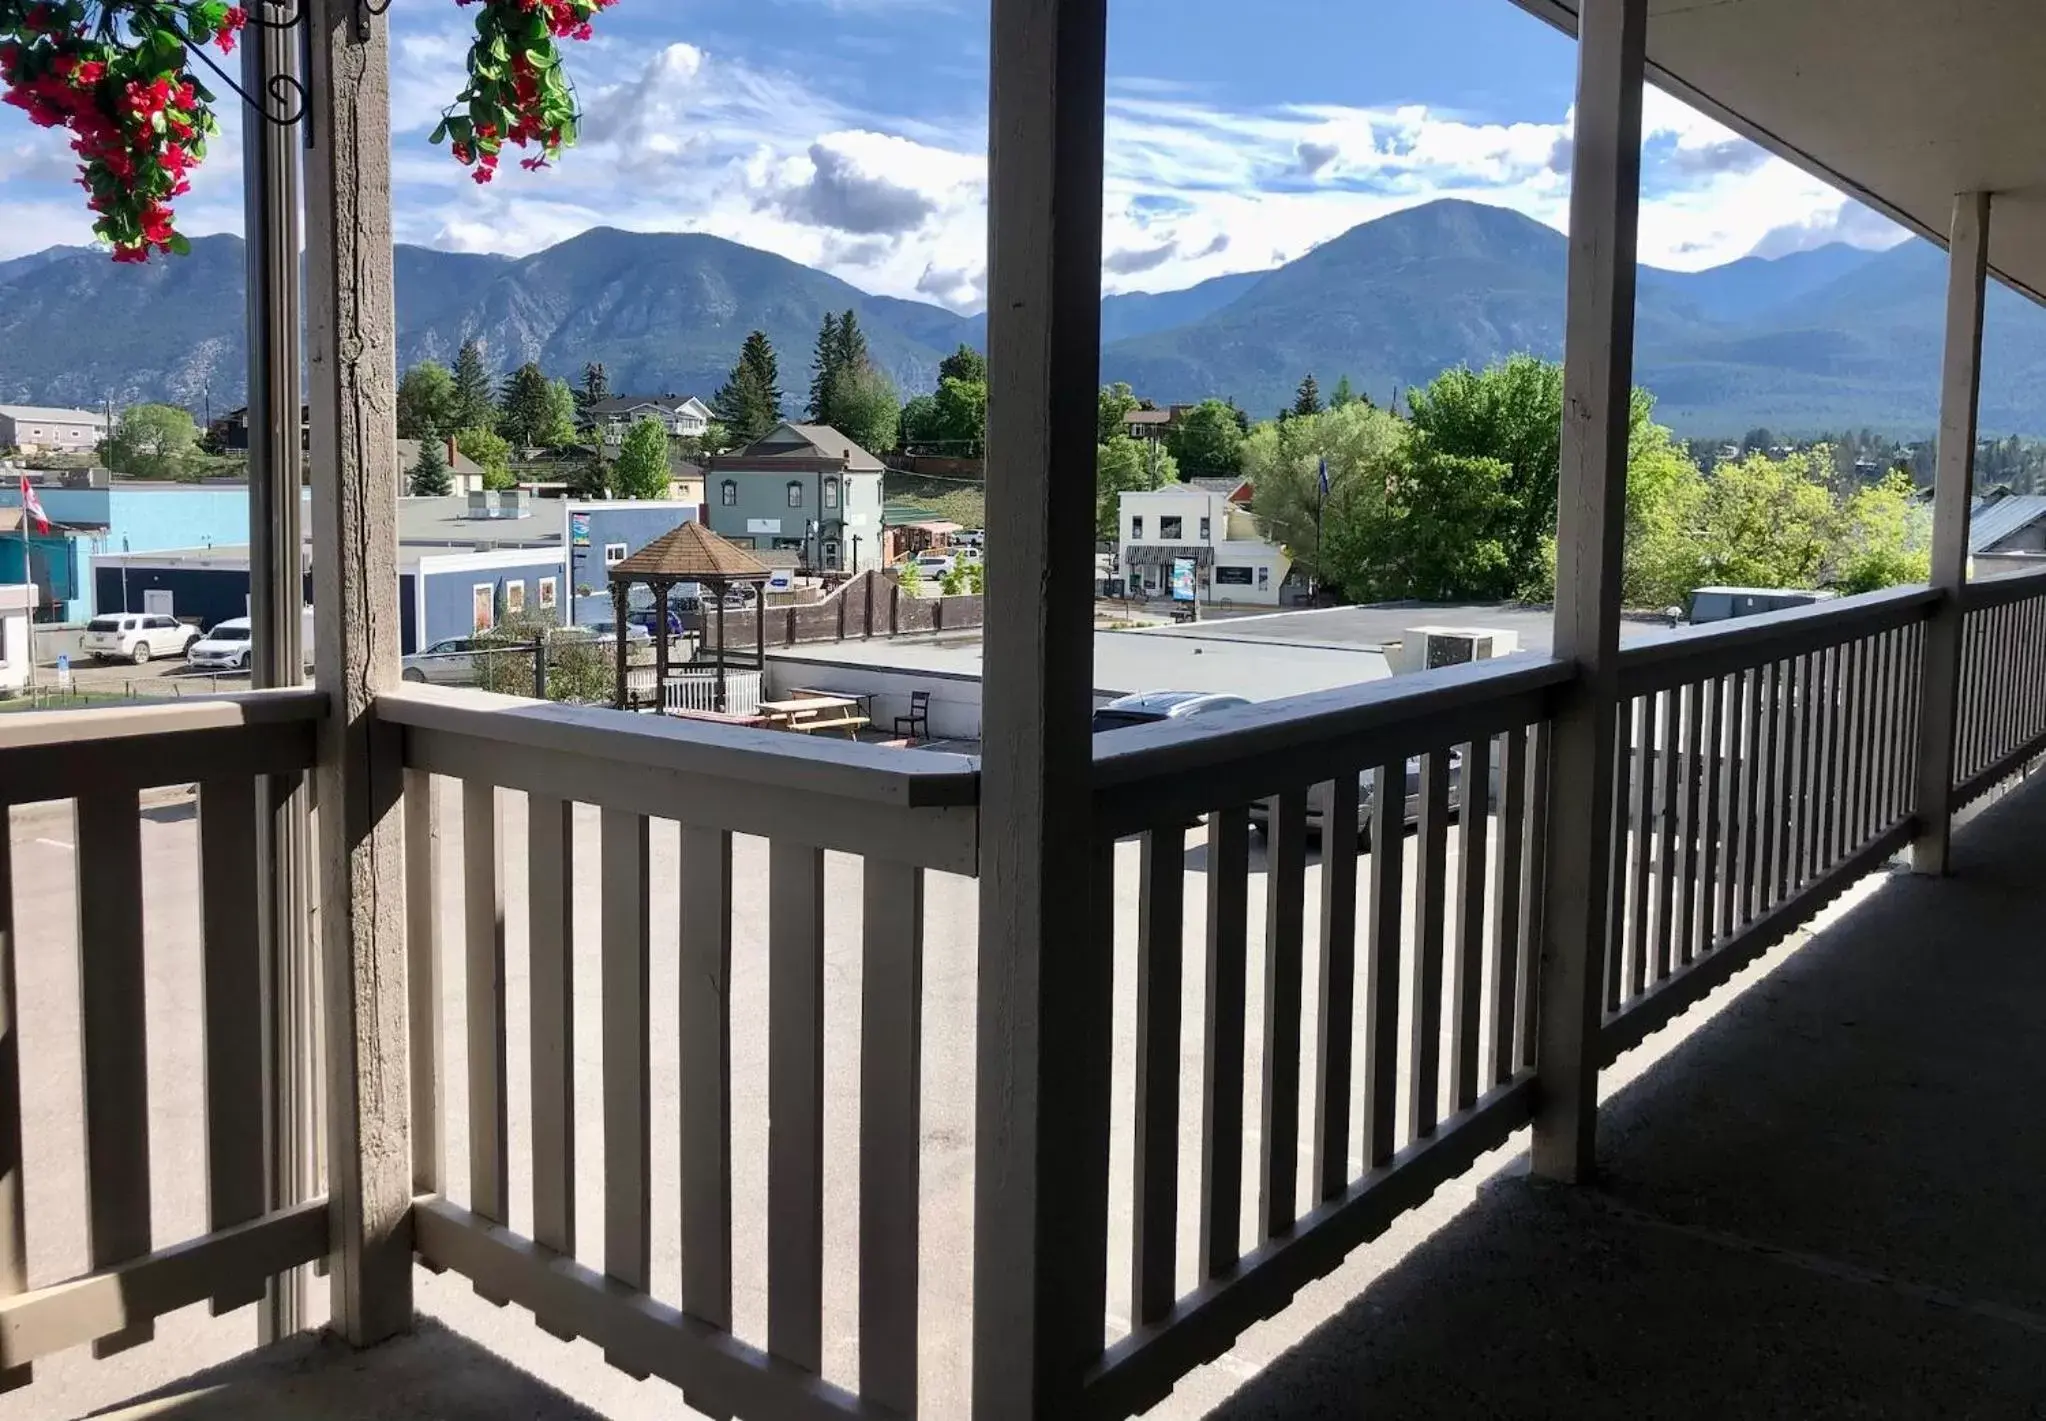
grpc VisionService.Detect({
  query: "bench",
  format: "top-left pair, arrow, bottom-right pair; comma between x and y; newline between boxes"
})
787,714 -> 870,739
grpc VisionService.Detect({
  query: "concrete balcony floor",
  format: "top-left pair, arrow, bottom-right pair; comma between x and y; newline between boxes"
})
65,772 -> 2046,1419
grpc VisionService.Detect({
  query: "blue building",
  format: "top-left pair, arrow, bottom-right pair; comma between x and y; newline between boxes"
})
562,498 -> 702,626
1,475 -> 251,622
88,492 -> 702,653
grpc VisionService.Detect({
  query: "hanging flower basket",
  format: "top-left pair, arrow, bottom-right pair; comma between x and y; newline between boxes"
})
433,0 -> 615,184
0,0 -> 615,263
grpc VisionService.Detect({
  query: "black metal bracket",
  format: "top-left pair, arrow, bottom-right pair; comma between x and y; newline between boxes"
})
354,0 -> 392,43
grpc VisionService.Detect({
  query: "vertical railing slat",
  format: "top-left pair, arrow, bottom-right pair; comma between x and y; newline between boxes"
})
527,795 -> 576,1299
1672,681 -> 1704,971
1131,825 -> 1184,1323
0,811 -> 27,1392
768,839 -> 826,1373
1754,663 -> 1782,912
462,781 -> 509,1234
199,776 -> 267,1314
404,768 -> 442,1199
1491,727 -> 1528,1085
1199,806 -> 1250,1278
1738,665 -> 1765,925
860,857 -> 925,1414
1696,675 -> 1724,958
1409,752 -> 1452,1139
1652,692 -> 1681,981
1314,773 -> 1360,1201
74,791 -> 153,1356
1856,636 -> 1881,842
1362,766 -> 1404,1166
601,808 -> 652,1374
1449,739 -> 1490,1110
1259,790 -> 1308,1240
1604,708 -> 1631,1011
1516,722 -> 1551,1071
679,826 -> 735,1334
1715,670 -> 1743,942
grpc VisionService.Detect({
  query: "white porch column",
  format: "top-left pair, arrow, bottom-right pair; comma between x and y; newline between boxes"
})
304,0 -> 411,1344
972,0 -> 1110,1412
1912,192 -> 1991,875
1530,0 -> 1647,1183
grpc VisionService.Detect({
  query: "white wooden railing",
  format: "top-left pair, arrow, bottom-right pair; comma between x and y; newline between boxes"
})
378,683 -> 977,1419
1954,566 -> 2046,807
1079,655 -> 1565,1417
665,669 -> 765,717
1598,585 -> 1935,1060
0,690 -> 330,1386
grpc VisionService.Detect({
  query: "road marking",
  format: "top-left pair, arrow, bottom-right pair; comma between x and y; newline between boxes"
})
35,837 -> 74,851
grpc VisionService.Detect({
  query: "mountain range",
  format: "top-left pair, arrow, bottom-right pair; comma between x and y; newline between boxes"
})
4,199 -> 2045,436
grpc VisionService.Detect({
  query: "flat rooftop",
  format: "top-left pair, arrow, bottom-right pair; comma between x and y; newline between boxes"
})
774,603 -> 1676,702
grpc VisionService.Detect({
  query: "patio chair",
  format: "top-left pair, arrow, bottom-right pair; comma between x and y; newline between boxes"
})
894,689 -> 932,743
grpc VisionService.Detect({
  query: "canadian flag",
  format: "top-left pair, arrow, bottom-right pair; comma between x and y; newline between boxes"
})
19,475 -> 48,534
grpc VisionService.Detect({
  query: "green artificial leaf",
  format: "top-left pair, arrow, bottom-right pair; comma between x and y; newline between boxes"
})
429,118 -> 449,144
169,232 -> 191,255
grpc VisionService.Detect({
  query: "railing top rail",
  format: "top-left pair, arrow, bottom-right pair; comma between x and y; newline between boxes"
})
1960,565 -> 2046,613
1615,584 -> 1937,695
376,683 -> 979,810
0,686 -> 327,754
1091,653 -> 1569,800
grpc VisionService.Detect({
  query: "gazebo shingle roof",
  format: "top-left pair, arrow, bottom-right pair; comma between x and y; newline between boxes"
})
608,521 -> 770,582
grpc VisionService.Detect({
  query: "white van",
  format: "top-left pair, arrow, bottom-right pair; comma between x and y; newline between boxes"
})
81,612 -> 202,664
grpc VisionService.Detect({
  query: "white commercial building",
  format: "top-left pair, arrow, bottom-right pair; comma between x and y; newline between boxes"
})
0,583 -> 31,694
1116,484 -> 1292,606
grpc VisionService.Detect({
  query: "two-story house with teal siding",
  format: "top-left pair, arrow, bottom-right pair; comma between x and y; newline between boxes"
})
703,424 -> 886,575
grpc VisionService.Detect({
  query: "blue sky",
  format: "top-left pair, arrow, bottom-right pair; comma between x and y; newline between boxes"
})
0,0 -> 1906,306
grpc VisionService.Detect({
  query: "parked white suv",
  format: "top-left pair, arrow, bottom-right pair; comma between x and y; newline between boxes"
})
81,612 -> 201,664
186,617 -> 256,671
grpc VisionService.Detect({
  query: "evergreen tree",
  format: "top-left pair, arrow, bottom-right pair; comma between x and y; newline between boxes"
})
567,452 -> 609,499
408,437 -> 453,497
499,362 -> 559,449
1330,374 -> 1355,407
937,344 -> 986,385
831,310 -> 869,386
451,339 -> 498,433
807,312 -> 843,421
576,361 -> 611,418
1293,372 -> 1323,417
714,330 -> 784,445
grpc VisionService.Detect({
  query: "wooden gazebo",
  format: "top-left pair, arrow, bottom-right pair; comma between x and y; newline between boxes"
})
607,522 -> 772,712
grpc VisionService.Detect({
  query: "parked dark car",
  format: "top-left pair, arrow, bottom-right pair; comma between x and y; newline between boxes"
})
1249,750 -> 1466,848
1089,689 -> 1252,733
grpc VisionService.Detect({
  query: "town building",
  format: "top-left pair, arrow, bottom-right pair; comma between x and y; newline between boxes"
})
585,394 -> 713,445
1116,482 -> 1293,605
0,403 -> 109,453
704,422 -> 886,573
0,583 -> 29,694
396,436 -> 488,495
0,473 -> 250,622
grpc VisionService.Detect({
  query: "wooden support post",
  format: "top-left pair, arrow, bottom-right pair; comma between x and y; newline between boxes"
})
972,0 -> 1109,1412
305,0 -> 411,1346
1912,192 -> 1991,875
1530,0 -> 1646,1184
612,583 -> 630,711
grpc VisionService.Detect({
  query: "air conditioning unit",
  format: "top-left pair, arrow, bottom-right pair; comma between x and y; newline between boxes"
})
1390,626 -> 1520,676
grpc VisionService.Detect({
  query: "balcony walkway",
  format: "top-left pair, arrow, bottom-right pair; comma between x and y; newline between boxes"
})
77,770 -> 2046,1419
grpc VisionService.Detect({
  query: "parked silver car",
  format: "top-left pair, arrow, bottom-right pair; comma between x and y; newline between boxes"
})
401,636 -> 484,685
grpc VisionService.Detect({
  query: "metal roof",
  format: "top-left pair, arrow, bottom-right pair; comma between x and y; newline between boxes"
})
1968,495 -> 2046,553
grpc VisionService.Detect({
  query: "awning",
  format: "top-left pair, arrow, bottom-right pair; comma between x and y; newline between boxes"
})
0,508 -> 105,536
1124,544 -> 1213,569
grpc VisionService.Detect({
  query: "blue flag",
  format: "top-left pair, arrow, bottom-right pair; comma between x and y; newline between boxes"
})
1318,455 -> 1330,497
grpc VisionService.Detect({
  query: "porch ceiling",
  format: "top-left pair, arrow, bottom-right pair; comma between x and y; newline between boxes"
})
1509,0 -> 2046,305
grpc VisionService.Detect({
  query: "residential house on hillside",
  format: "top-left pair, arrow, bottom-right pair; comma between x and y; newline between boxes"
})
1117,482 -> 1293,606
586,394 -> 713,445
217,403 -> 310,452
1123,406 -> 1174,440
705,422 -> 885,573
1186,474 -> 1255,506
1969,493 -> 2046,578
0,403 -> 108,453
396,437 -> 487,495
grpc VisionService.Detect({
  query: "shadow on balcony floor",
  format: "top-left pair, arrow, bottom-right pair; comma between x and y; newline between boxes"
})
1206,774 -> 2046,1419
88,1317 -> 606,1421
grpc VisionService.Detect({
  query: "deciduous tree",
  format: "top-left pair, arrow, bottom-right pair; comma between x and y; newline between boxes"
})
397,360 -> 457,440
612,417 -> 672,500
826,362 -> 900,458
938,344 -> 986,385
108,402 -> 197,475
457,427 -> 515,491
1165,398 -> 1244,480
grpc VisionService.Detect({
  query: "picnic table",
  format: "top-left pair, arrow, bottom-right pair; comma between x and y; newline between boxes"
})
757,695 -> 870,739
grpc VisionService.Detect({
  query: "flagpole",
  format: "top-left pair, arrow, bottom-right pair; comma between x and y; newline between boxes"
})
16,505 -> 34,699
